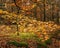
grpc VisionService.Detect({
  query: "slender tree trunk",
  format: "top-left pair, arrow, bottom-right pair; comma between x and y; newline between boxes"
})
43,0 -> 46,21
14,0 -> 20,36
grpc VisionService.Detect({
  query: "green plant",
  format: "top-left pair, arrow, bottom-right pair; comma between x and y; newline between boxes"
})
7,41 -> 28,48
45,38 -> 52,45
37,43 -> 47,48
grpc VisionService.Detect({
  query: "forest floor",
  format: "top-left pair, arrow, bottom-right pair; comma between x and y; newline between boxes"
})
0,25 -> 60,48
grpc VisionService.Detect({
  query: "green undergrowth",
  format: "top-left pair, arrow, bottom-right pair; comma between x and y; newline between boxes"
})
9,32 -> 38,40
37,38 -> 52,48
7,38 -> 52,48
7,32 -> 52,48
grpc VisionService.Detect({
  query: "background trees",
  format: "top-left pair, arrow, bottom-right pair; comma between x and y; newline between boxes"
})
0,0 -> 60,24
